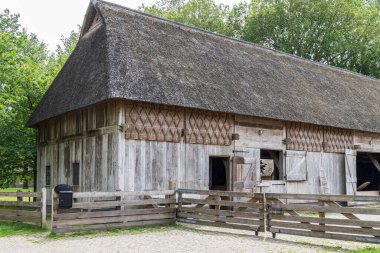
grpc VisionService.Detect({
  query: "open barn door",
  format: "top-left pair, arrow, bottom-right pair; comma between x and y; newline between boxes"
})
345,149 -> 357,195
232,156 -> 258,192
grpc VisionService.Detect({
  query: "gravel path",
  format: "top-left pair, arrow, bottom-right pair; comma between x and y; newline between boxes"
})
1,224 -> 379,253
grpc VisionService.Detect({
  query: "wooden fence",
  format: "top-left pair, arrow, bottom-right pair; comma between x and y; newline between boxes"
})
176,190 -> 380,243
266,193 -> 380,243
51,190 -> 176,234
50,188 -> 380,243
176,189 -> 265,234
0,188 -> 46,227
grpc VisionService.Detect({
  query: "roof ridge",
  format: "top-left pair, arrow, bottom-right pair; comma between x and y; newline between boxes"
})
95,0 -> 380,84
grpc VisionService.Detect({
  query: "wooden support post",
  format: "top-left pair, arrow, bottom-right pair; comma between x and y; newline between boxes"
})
41,188 -> 47,228
215,195 -> 221,216
115,190 -> 121,211
263,192 -> 267,234
314,200 -> 325,234
17,190 -> 22,210
178,192 -> 182,211
51,189 -> 58,233
16,190 -> 22,223
169,193 -> 176,209
318,200 -> 325,224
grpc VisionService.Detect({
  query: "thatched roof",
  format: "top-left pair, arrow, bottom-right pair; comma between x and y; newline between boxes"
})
27,0 -> 380,133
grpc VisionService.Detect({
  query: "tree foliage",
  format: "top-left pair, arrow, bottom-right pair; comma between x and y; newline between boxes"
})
141,0 -> 238,36
0,9 -> 79,187
243,0 -> 380,78
141,0 -> 380,78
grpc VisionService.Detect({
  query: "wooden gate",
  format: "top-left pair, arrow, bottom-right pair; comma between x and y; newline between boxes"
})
0,188 -> 46,227
176,189 -> 380,243
176,189 -> 265,234
266,193 -> 380,243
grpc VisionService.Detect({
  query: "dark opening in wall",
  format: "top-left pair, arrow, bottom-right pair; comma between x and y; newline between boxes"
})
356,152 -> 380,192
260,150 -> 282,180
73,163 -> 80,186
45,166 -> 51,186
209,157 -> 229,191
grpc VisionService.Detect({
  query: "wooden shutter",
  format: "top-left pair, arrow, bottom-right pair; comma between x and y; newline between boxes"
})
345,149 -> 357,195
232,156 -> 258,191
285,150 -> 307,181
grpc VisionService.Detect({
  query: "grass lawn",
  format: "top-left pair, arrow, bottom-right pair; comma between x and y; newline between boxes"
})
0,188 -> 34,201
348,248 -> 380,253
0,221 -> 46,237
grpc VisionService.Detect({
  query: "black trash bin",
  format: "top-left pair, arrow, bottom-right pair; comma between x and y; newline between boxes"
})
54,184 -> 73,209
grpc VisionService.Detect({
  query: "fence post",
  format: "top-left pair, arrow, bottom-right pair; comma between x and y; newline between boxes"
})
263,192 -> 267,235
41,188 -> 47,228
16,190 -> 22,223
318,200 -> 325,232
17,190 -> 22,210
178,192 -> 182,211
51,188 -> 58,232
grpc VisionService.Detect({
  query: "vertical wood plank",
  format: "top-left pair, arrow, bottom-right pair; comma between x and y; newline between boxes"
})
101,134 -> 108,191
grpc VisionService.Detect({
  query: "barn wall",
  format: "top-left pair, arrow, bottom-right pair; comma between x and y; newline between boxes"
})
354,131 -> 380,152
122,140 -> 233,191
37,100 -> 124,202
120,101 -> 234,191
285,152 -> 345,195
233,115 -> 347,195
36,99 -> 380,199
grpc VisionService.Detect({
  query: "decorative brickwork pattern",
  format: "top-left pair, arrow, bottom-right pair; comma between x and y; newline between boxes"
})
286,122 -> 353,153
125,102 -> 184,142
324,127 -> 354,153
185,109 -> 233,145
286,122 -> 323,152
125,102 -> 233,145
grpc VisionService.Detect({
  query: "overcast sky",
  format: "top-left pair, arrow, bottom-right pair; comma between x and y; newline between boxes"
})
0,0 -> 244,51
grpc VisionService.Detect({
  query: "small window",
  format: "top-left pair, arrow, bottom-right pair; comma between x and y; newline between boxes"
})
45,166 -> 51,186
73,163 -> 80,186
260,150 -> 283,180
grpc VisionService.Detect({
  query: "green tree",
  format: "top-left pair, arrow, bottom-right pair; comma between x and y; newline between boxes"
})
243,0 -> 380,78
141,0 -> 237,36
0,9 -> 79,188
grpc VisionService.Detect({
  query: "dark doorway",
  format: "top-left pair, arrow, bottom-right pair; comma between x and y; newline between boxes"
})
260,150 -> 282,180
356,152 -> 380,192
209,157 -> 229,191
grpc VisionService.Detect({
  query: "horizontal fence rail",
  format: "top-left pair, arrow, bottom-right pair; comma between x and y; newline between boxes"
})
265,193 -> 380,243
176,189 -> 266,234
50,188 -> 380,244
51,190 -> 176,234
0,188 -> 46,228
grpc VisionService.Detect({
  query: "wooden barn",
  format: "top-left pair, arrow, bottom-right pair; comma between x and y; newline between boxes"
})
27,0 -> 380,201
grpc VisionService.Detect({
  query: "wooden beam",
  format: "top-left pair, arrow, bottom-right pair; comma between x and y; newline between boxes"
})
366,153 -> 380,173
268,150 -> 280,170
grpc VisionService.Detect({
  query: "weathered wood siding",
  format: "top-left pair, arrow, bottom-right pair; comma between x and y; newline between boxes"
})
122,140 -> 232,191
233,116 -> 346,195
37,99 -> 380,199
37,100 -> 124,202
354,131 -> 380,152
234,115 -> 285,150
285,152 -> 345,195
